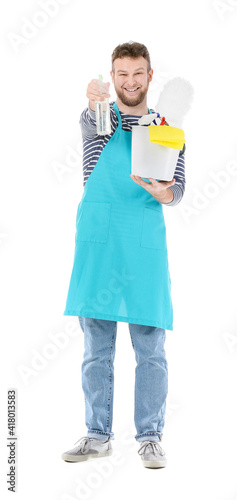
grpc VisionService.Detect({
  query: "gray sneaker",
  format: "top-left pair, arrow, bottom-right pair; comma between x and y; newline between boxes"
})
138,440 -> 167,468
61,436 -> 112,462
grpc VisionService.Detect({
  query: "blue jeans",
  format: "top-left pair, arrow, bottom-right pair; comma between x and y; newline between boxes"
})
78,316 -> 168,443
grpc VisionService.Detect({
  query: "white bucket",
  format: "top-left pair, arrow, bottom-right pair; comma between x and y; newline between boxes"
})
131,126 -> 180,181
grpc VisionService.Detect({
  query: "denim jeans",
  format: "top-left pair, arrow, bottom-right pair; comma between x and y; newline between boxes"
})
78,316 -> 168,443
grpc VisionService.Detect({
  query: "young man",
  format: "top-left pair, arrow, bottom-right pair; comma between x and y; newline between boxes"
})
62,42 -> 185,468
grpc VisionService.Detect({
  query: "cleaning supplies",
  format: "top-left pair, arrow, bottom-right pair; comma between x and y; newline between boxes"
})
155,77 -> 194,128
138,77 -> 194,149
95,74 -> 111,135
148,125 -> 185,150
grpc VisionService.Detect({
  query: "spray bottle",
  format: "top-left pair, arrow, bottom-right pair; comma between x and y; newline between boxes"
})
95,74 -> 111,135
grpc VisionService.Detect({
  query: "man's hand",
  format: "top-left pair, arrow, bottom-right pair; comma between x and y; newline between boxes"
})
86,79 -> 110,111
130,175 -> 175,204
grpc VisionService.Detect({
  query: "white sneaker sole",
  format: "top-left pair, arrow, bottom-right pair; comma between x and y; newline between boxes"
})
142,459 -> 167,469
62,449 -> 113,462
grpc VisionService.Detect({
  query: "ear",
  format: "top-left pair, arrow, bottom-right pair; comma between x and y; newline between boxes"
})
110,70 -> 115,84
148,68 -> 153,83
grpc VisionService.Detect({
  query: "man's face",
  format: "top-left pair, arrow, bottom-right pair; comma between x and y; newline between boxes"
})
110,56 -> 153,107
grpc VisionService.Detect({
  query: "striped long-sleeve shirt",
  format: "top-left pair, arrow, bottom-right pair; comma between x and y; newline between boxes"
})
79,101 -> 186,206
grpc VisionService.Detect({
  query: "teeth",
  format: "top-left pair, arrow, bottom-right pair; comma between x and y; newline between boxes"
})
125,88 -> 139,92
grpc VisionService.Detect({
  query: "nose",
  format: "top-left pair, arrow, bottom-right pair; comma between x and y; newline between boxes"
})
125,77 -> 138,88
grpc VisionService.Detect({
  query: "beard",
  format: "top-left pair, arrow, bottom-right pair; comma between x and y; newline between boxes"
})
115,82 -> 149,107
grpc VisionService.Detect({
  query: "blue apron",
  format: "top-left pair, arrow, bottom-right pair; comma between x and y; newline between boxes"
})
64,102 -> 173,330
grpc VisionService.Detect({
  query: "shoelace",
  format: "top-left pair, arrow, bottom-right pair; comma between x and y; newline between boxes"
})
138,441 -> 165,456
73,437 -> 91,454
73,436 -> 110,454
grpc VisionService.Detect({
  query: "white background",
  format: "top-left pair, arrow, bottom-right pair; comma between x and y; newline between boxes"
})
1,0 -> 237,498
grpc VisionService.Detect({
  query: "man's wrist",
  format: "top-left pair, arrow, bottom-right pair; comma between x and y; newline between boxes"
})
153,187 -> 174,204
89,101 -> 96,112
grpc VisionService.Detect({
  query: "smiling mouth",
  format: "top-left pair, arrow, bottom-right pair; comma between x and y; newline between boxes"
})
123,87 -> 140,93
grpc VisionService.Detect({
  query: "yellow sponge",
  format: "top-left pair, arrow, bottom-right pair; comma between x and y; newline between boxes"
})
148,125 -> 185,150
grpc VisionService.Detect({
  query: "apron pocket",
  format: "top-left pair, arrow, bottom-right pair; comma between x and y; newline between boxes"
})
76,201 -> 111,244
140,207 -> 167,251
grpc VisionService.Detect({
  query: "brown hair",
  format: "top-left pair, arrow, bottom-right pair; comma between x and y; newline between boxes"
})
111,41 -> 151,72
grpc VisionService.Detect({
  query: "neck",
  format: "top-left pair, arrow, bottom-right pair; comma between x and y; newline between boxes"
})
116,97 -> 148,116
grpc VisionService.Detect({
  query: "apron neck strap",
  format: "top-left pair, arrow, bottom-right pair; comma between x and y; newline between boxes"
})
113,101 -> 122,128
